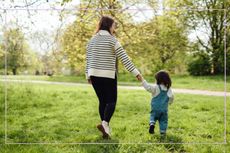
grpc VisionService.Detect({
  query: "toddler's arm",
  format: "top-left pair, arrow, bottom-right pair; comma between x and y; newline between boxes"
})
141,77 -> 156,94
168,89 -> 174,105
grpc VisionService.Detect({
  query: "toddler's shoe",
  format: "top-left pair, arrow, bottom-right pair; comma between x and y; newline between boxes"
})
149,124 -> 155,134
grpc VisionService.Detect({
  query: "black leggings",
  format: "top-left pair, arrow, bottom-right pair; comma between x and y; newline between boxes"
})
91,76 -> 117,123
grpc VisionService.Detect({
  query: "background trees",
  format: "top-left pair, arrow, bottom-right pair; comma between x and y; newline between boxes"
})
1,28 -> 30,75
165,0 -> 230,75
60,0 -> 189,75
0,0 -> 229,76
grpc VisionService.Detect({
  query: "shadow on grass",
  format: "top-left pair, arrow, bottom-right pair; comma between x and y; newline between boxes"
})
160,134 -> 185,153
147,134 -> 185,152
80,137 -> 120,153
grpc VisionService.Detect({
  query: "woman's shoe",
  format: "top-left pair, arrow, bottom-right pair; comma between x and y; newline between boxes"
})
97,123 -> 110,139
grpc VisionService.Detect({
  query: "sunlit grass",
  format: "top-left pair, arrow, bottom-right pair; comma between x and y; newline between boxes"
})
0,83 -> 229,152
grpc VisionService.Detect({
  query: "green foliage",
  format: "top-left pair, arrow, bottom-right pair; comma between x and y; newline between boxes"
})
138,15 -> 187,74
165,0 -> 230,75
0,45 -> 3,58
60,1 -> 188,75
61,14 -> 95,74
2,0 -> 229,76
59,0 -> 230,76
1,28 -> 32,75
0,45 -> 5,70
60,0 -> 135,74
188,53 -> 212,76
61,0 -> 72,5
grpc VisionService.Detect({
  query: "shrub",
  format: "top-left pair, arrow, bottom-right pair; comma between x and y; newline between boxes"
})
187,53 -> 212,76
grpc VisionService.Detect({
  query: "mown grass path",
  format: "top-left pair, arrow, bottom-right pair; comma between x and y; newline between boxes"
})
1,79 -> 229,97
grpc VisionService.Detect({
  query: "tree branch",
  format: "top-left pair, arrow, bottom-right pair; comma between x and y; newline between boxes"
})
14,0 -> 42,8
196,35 -> 210,51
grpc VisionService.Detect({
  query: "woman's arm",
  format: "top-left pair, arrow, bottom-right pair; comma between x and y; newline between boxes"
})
85,43 -> 90,82
114,41 -> 140,76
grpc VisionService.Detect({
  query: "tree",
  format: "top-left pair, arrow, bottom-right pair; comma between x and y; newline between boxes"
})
126,15 -> 188,74
151,15 -> 188,72
2,28 -> 30,75
165,0 -> 230,75
0,44 -> 4,72
60,0 -> 188,75
60,0 -> 143,74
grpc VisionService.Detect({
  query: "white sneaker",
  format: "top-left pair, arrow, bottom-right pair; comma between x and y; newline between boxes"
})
102,120 -> 110,136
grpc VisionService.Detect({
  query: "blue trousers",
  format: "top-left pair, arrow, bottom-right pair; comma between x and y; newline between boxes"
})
150,109 -> 168,133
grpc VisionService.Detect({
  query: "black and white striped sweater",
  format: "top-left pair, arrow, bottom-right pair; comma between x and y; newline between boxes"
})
85,30 -> 140,79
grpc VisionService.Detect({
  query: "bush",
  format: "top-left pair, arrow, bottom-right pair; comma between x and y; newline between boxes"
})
188,54 -> 212,76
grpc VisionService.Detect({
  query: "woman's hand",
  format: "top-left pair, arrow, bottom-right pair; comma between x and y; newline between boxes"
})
87,79 -> 92,84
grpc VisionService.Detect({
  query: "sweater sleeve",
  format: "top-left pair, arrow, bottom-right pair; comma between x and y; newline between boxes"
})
167,89 -> 174,104
142,80 -> 157,94
85,43 -> 90,79
114,41 -> 140,76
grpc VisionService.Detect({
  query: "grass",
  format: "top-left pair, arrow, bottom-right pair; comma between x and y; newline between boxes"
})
0,73 -> 229,91
0,82 -> 230,152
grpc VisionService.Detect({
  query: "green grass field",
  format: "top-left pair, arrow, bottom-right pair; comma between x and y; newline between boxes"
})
0,83 -> 229,152
1,73 -> 229,91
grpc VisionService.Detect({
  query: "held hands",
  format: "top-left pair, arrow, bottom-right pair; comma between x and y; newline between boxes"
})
87,79 -> 92,84
136,74 -> 143,82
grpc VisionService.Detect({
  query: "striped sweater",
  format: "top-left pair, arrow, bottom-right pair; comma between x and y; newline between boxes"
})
85,30 -> 140,79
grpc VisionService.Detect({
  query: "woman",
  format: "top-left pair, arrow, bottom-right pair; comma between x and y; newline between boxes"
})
85,16 -> 141,139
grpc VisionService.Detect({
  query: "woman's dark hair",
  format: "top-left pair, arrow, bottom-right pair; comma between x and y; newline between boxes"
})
155,70 -> 172,89
96,16 -> 115,35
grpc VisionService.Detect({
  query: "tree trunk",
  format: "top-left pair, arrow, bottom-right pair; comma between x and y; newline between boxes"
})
12,68 -> 17,75
212,54 -> 221,74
